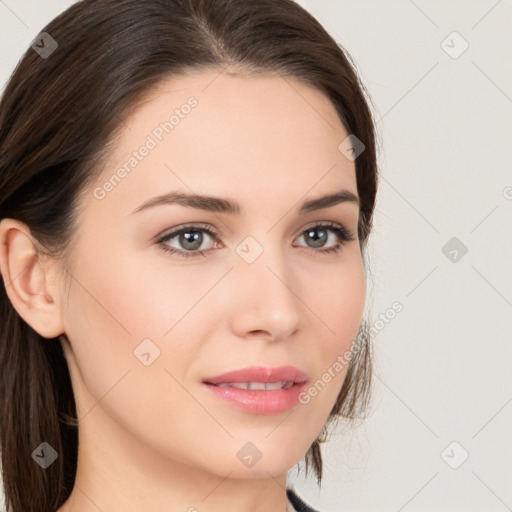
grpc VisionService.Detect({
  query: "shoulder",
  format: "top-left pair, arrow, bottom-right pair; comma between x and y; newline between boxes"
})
286,487 -> 323,512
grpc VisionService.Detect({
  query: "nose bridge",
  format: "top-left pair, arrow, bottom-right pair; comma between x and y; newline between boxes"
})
229,233 -> 302,338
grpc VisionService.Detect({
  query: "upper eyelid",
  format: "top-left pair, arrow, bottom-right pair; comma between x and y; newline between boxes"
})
155,222 -> 217,242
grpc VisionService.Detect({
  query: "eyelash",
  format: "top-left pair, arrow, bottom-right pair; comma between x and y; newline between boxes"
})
155,222 -> 356,259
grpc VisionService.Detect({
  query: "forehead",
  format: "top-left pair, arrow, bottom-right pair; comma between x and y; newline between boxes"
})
90,69 -> 357,215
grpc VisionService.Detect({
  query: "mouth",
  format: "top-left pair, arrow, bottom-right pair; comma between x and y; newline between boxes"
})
201,365 -> 308,414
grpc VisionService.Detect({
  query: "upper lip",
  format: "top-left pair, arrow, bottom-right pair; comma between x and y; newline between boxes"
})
203,365 -> 308,385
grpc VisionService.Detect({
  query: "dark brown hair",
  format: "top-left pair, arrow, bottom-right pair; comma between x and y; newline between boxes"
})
0,0 -> 378,510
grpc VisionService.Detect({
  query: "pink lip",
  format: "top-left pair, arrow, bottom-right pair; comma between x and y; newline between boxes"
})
203,365 -> 308,385
202,365 -> 308,415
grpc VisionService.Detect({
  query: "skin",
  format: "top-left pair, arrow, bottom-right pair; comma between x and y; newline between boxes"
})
0,69 -> 366,512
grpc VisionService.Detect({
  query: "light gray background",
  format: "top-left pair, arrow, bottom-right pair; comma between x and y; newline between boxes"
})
1,1 -> 511,511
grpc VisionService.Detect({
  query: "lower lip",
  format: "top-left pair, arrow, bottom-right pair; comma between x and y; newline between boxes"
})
202,382 -> 307,414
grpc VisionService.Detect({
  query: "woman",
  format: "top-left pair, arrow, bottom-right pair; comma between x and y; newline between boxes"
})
0,1 -> 378,511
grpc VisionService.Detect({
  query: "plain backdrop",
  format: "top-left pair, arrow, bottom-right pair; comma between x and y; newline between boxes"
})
1,1 -> 511,511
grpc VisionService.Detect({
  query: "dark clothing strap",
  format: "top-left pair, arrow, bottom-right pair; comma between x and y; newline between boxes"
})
286,487 -> 321,512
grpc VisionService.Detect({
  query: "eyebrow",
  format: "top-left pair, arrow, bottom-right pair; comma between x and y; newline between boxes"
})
130,188 -> 359,216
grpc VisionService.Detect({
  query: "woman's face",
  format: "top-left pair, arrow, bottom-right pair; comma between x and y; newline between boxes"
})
56,69 -> 366,479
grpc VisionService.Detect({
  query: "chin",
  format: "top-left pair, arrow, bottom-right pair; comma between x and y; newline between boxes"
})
226,462 -> 294,480
222,441 -> 306,480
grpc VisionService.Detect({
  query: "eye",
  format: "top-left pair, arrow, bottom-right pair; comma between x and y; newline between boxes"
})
293,222 -> 356,255
156,223 -> 219,258
155,222 -> 356,258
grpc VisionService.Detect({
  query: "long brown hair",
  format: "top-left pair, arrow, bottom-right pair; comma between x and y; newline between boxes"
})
0,1 -> 378,510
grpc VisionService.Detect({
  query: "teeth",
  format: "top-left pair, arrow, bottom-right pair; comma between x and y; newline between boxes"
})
248,382 -> 266,390
215,381 -> 292,390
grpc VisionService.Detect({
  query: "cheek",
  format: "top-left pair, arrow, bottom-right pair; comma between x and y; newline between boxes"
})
61,246 -> 220,444
312,251 -> 366,351
299,252 -> 366,408
66,244 -> 215,345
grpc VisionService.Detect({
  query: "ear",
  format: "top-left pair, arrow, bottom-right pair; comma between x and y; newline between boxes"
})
0,218 -> 65,339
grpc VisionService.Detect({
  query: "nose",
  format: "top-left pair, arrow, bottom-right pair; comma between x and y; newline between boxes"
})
227,244 -> 303,342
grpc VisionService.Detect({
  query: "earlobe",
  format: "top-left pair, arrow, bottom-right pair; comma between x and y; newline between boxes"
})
0,218 -> 65,339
